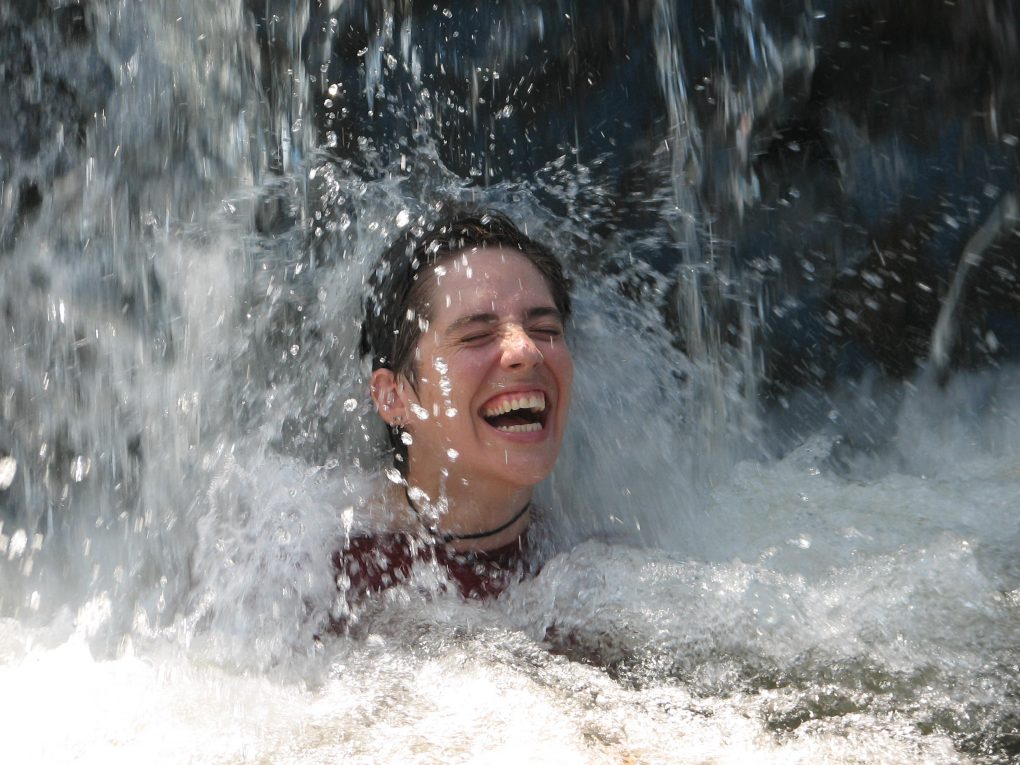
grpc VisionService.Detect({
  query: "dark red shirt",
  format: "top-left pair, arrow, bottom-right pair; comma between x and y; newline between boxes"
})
333,531 -> 531,606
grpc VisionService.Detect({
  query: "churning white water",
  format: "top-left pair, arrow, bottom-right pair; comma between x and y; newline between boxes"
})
1,2 -> 1018,763
3,390 -> 1018,763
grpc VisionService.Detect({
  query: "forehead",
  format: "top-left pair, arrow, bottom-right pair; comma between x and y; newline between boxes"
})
424,247 -> 554,316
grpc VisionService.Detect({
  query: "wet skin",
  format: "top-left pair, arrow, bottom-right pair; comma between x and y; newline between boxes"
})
371,246 -> 573,549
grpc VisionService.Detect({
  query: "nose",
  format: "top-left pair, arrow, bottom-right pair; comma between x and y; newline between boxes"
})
500,324 -> 544,370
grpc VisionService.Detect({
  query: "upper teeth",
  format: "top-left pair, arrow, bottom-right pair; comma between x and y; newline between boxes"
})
483,393 -> 546,418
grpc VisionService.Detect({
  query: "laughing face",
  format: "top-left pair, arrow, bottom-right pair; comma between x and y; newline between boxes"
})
371,246 -> 573,501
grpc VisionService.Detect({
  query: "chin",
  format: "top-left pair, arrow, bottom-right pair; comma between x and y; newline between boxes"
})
492,454 -> 559,489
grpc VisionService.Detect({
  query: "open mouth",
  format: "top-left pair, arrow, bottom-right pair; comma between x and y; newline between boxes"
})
481,391 -> 548,434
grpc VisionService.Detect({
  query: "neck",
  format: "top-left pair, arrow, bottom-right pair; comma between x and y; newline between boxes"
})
403,470 -> 534,552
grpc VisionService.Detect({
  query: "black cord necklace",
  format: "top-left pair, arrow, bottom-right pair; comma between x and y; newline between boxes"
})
404,487 -> 530,543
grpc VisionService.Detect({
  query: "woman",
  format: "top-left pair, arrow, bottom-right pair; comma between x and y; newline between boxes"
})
334,209 -> 574,608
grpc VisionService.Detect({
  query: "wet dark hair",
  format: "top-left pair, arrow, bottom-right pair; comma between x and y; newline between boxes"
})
361,208 -> 572,378
361,207 -> 572,466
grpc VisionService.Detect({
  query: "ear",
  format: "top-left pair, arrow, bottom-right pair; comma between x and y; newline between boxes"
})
370,368 -> 411,427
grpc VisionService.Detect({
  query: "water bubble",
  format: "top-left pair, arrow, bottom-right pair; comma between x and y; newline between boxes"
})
407,485 -> 428,505
343,398 -> 358,412
395,209 -> 410,228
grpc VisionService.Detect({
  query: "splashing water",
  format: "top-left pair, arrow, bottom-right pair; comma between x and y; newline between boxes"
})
1,2 -> 1018,763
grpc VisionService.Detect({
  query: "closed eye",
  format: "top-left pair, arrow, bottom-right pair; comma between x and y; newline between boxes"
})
528,325 -> 563,339
460,331 -> 495,344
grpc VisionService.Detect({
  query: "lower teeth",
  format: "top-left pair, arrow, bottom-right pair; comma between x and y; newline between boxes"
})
496,422 -> 542,433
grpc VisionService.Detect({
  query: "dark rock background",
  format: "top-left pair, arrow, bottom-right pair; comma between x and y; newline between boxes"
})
282,1 -> 1020,403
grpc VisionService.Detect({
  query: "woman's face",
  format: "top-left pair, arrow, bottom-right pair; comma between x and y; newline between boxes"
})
375,246 -> 573,496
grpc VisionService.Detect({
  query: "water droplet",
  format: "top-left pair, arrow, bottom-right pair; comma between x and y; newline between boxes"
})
446,448 -> 459,461
343,398 -> 358,412
8,529 -> 27,558
395,209 -> 410,228
0,456 -> 17,489
71,456 -> 91,482
445,407 -> 458,418
410,402 -> 429,420
401,432 -> 413,445
384,468 -> 403,484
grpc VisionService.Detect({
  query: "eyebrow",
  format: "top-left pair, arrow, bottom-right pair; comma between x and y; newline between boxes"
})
445,306 -> 563,334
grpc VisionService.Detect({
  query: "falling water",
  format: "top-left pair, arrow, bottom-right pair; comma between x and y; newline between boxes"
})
1,2 -> 1019,763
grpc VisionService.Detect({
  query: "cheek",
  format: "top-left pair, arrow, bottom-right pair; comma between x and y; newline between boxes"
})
443,357 -> 490,398
551,346 -> 574,387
